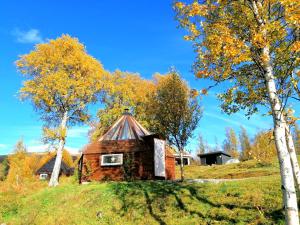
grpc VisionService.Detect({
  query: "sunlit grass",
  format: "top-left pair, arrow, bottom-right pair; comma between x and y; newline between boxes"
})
0,174 -> 284,225
176,159 -> 280,179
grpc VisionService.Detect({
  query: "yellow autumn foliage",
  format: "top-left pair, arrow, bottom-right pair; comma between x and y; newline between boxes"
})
174,0 -> 300,81
249,131 -> 277,164
6,140 -> 34,186
91,70 -> 155,140
16,34 -> 107,125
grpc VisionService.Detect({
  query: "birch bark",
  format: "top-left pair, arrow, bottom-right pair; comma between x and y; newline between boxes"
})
263,47 -> 299,225
250,1 -> 299,223
285,125 -> 300,191
49,111 -> 68,187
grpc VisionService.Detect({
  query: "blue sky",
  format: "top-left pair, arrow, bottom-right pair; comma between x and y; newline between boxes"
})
0,0 -> 276,155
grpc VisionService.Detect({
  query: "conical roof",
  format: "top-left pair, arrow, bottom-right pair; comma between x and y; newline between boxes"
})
99,112 -> 151,141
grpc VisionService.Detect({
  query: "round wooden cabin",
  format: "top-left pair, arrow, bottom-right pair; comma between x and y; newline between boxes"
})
78,112 -> 175,182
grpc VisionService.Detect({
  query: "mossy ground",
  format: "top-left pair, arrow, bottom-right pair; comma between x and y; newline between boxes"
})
0,159 -> 286,225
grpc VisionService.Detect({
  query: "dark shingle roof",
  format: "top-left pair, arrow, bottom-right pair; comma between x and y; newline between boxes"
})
36,156 -> 73,175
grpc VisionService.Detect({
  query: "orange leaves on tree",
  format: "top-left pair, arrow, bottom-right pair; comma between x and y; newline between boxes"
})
91,70 -> 155,141
196,70 -> 208,78
280,0 -> 300,27
291,41 -> 300,53
16,34 -> 107,126
174,2 -> 185,10
174,0 -> 299,113
190,89 -> 199,98
200,89 -> 208,95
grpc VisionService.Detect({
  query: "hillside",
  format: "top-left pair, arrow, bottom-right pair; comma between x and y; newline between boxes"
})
0,160 -> 285,225
176,160 -> 279,179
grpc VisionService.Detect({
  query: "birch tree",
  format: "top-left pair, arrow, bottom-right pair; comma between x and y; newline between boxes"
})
223,128 -> 239,158
7,139 -> 32,186
213,63 -> 300,189
175,1 -> 300,224
239,126 -> 252,161
250,130 -> 277,163
17,35 -> 106,187
197,133 -> 206,154
146,70 -> 202,181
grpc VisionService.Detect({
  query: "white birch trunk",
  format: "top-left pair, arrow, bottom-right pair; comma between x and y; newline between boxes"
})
263,47 -> 299,225
286,125 -> 300,191
49,111 -> 68,187
179,150 -> 184,181
250,2 -> 299,223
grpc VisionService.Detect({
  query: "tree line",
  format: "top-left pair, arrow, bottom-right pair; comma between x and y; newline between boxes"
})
197,125 -> 300,164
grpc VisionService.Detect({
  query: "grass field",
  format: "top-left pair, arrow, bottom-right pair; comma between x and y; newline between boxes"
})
176,160 -> 279,179
0,159 -> 286,225
0,177 -> 283,225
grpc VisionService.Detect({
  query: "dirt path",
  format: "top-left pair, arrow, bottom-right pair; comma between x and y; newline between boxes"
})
174,178 -> 249,183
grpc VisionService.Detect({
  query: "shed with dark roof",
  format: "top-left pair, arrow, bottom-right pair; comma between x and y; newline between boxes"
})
78,111 -> 175,182
198,151 -> 232,165
36,156 -> 74,179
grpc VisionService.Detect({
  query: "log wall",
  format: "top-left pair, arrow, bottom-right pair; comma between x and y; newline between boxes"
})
81,139 -> 175,182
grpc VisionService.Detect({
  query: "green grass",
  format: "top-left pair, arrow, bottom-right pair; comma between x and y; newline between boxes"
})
177,160 -> 280,179
0,174 -> 284,225
0,159 -> 293,225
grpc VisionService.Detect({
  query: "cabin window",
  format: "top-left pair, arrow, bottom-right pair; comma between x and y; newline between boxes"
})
101,154 -> 123,166
39,173 -> 48,180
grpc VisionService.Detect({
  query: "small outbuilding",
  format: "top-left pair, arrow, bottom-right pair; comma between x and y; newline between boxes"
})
169,149 -> 192,165
36,156 -> 74,180
198,151 -> 232,165
78,111 -> 175,182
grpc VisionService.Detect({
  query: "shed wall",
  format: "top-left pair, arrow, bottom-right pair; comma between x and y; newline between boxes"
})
165,155 -> 175,180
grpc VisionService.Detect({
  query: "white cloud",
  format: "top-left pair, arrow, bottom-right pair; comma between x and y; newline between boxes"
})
26,143 -> 81,155
27,144 -> 50,153
12,28 -> 44,44
0,144 -> 7,149
68,126 -> 90,138
204,112 -> 249,127
64,146 -> 81,154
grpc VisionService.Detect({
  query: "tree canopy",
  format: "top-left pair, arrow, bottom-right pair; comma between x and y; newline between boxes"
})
146,71 -> 202,148
17,34 -> 106,126
146,70 -> 202,180
174,0 -> 299,116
